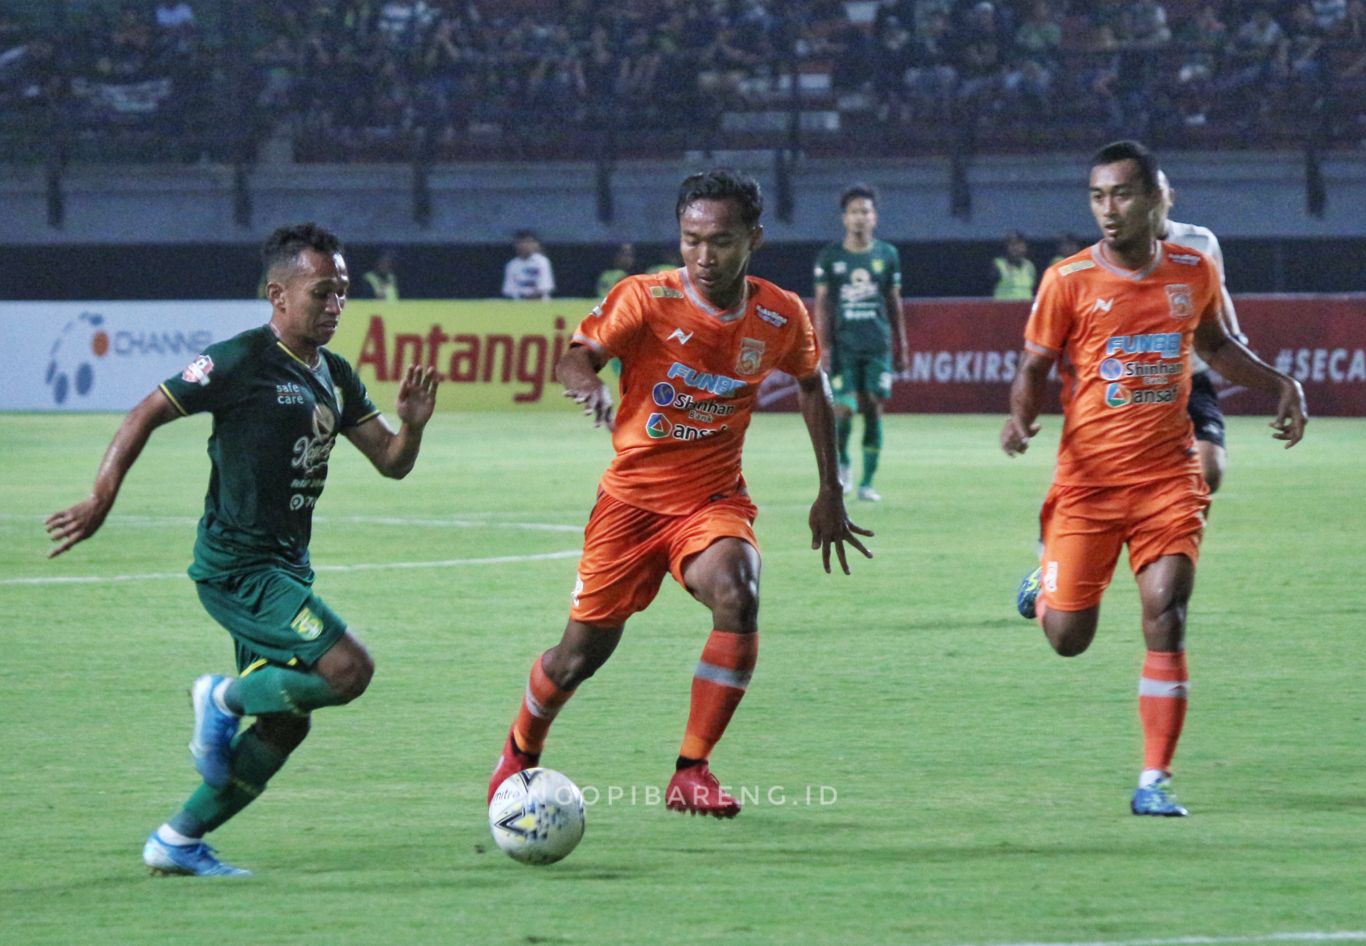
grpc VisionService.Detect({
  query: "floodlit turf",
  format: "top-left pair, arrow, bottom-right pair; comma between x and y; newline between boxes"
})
1,411 -> 1362,946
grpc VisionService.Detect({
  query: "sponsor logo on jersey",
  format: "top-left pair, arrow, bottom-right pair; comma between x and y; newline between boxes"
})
645,412 -> 672,439
667,361 -> 746,397
756,305 -> 788,328
672,390 -> 736,420
182,353 -> 214,386
1099,358 -> 1124,381
1105,333 -> 1182,359
1166,284 -> 1194,319
1105,383 -> 1131,408
1132,388 -> 1178,404
590,304 -> 604,318
1124,361 -> 1184,384
651,286 -> 684,299
735,337 -> 765,376
652,381 -> 677,407
871,259 -> 885,274
832,261 -> 847,275
1106,382 -> 1179,408
276,382 -> 306,406
1090,297 -> 1114,314
1044,561 -> 1058,593
668,328 -> 694,345
670,422 -> 729,441
1169,253 -> 1202,266
571,574 -> 584,607
1058,259 -> 1096,276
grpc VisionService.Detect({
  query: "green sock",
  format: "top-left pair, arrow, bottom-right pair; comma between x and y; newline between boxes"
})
225,667 -> 341,716
861,416 -> 883,487
836,415 -> 853,466
172,725 -> 291,836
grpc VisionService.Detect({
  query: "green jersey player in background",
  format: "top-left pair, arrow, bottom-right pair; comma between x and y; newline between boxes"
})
46,223 -> 439,877
813,184 -> 908,502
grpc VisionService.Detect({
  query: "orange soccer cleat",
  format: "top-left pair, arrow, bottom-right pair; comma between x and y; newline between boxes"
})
665,761 -> 741,819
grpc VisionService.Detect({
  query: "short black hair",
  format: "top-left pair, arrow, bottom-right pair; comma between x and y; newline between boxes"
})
514,229 -> 539,242
261,223 -> 343,278
1090,139 -> 1159,194
840,183 -> 877,210
676,168 -> 763,229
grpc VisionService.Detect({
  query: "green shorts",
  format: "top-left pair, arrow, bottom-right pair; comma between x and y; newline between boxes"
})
831,351 -> 893,409
195,568 -> 347,673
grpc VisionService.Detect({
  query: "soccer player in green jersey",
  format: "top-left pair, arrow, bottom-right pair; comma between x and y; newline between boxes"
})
46,223 -> 438,877
812,184 -> 908,502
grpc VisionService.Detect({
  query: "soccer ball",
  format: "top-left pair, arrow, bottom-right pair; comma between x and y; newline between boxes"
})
488,767 -> 586,865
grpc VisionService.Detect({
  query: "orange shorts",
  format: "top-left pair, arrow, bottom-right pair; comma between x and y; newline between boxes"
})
1039,473 -> 1209,612
569,489 -> 760,627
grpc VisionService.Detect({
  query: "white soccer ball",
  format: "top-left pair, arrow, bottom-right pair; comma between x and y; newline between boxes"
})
488,767 -> 586,865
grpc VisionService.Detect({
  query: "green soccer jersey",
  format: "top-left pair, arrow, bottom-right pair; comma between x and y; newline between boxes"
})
813,239 -> 902,355
159,325 -> 379,579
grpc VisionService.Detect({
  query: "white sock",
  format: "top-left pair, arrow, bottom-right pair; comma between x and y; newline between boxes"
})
212,678 -> 237,716
156,824 -> 201,846
1139,769 -> 1169,788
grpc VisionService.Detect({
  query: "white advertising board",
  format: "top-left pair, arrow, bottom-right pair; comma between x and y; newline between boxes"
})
0,301 -> 269,411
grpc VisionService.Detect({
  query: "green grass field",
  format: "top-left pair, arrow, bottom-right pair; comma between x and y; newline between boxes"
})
1,411 -> 1362,946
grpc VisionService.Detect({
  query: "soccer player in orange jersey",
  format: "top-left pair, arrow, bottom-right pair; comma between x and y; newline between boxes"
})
488,169 -> 874,817
1002,141 -> 1307,817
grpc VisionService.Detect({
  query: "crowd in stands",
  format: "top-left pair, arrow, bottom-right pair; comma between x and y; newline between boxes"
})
1,0 -> 1363,162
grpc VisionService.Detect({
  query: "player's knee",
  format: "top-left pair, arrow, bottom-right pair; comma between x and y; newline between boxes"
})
709,574 -> 760,631
329,648 -> 375,704
544,646 -> 604,689
1043,614 -> 1096,657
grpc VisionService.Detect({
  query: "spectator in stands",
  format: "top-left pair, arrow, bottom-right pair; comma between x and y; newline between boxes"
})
596,243 -> 637,298
1221,4 -> 1288,100
1006,0 -> 1063,113
363,249 -> 401,301
1281,3 -> 1328,87
904,8 -> 958,120
991,230 -> 1036,300
1116,1 -> 1171,50
1049,232 -> 1084,267
1174,3 -> 1228,125
953,1 -> 1008,117
1312,0 -> 1349,32
502,230 -> 555,300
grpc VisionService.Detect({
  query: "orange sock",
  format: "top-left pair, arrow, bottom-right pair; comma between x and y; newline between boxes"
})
1139,650 -> 1189,773
512,654 -> 575,756
679,630 -> 758,761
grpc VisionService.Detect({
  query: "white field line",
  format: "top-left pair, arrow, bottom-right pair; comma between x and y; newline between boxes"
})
0,549 -> 581,586
957,932 -> 1366,946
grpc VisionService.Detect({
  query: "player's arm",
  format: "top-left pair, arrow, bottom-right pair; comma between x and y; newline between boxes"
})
1001,349 -> 1053,456
1206,237 -> 1248,343
885,283 -> 908,373
45,389 -> 181,558
796,369 -> 874,574
1194,320 -> 1306,447
344,364 -> 439,478
812,283 -> 835,369
558,344 -> 614,429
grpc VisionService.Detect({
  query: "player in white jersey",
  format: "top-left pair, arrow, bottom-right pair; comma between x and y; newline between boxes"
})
1154,171 -> 1249,493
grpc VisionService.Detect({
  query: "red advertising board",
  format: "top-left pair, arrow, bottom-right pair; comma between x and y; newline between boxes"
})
758,296 -> 1366,417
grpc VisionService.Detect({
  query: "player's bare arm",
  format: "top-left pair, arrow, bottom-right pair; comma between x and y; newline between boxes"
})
887,285 -> 908,373
344,364 -> 439,478
45,388 -> 181,558
797,370 -> 874,574
1194,321 -> 1307,446
812,283 -> 834,370
557,344 -> 614,430
1001,349 -> 1052,455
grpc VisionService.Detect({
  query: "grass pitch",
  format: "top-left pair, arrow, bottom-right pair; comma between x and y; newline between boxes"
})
1,410 -> 1362,946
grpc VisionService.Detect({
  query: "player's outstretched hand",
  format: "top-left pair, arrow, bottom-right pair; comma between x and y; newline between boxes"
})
1000,415 -> 1041,456
395,364 -> 439,430
1270,378 -> 1307,448
563,378 -> 615,431
809,488 -> 874,575
45,495 -> 112,559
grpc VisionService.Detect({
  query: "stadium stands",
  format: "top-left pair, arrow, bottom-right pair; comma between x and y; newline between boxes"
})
1,1 -> 1362,166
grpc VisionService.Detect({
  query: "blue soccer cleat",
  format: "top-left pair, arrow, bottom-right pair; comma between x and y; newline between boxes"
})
189,674 -> 239,789
1131,778 -> 1190,817
143,832 -> 251,877
1016,566 -> 1042,619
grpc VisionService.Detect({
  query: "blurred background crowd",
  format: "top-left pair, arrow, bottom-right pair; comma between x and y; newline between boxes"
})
2,0 -> 1364,164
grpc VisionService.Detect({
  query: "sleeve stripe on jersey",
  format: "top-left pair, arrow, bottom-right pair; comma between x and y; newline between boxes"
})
1024,340 -> 1059,358
349,409 -> 381,428
158,383 -> 189,416
571,333 -> 609,357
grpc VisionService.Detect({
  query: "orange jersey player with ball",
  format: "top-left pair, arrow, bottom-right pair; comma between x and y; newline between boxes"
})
488,169 -> 873,818
1002,140 -> 1307,818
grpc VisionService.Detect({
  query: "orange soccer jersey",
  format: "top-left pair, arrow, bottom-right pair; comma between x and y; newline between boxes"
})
572,268 -> 820,516
1026,242 -> 1222,486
